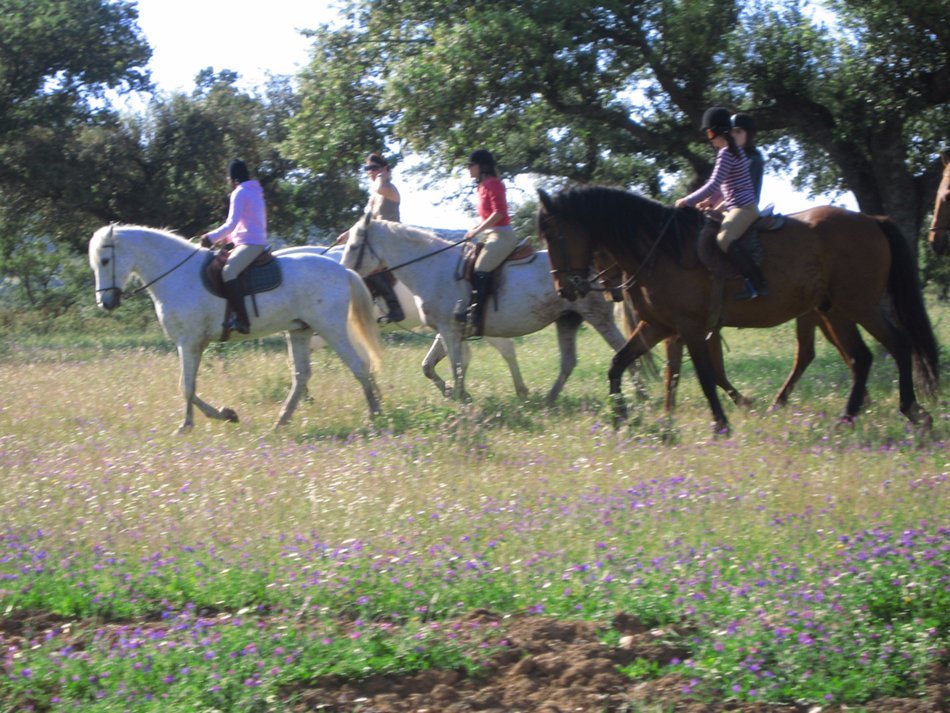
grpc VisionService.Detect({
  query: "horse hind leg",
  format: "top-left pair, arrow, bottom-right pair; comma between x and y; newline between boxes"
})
274,330 -> 313,428
545,312 -> 582,404
486,337 -> 529,399
856,310 -> 931,427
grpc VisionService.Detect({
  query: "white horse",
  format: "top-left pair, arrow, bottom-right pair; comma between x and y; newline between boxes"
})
340,217 -> 642,402
279,244 -> 531,398
88,225 -> 383,433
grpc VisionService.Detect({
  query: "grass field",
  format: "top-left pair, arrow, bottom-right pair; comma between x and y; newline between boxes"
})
0,298 -> 947,711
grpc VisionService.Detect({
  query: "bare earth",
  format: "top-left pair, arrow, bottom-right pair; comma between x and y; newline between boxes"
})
286,611 -> 949,713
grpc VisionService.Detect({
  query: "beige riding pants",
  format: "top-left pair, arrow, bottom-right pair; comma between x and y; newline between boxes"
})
222,243 -> 266,281
474,226 -> 519,272
717,204 -> 759,251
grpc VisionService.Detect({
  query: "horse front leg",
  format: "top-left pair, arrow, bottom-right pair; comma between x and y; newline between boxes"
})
421,336 -> 451,397
682,334 -> 730,436
608,321 -> 670,425
275,330 -> 312,428
175,342 -> 238,434
442,329 -> 469,401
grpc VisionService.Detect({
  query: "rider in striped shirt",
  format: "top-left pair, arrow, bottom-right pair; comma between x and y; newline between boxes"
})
676,107 -> 767,299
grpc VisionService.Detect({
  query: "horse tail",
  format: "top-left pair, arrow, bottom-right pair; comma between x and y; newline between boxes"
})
878,217 -> 940,395
345,269 -> 384,374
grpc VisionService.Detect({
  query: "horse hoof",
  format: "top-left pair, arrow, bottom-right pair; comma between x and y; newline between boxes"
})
221,408 -> 240,423
836,415 -> 856,428
175,424 -> 193,436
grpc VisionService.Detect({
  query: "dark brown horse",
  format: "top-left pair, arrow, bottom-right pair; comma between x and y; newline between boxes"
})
928,150 -> 950,256
537,185 -> 940,434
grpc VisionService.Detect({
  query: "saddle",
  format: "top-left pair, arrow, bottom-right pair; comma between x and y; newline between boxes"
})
202,246 -> 282,312
697,213 -> 786,280
456,239 -> 536,282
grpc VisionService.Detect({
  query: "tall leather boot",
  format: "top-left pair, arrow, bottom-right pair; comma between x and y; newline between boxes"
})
223,279 -> 250,334
726,243 -> 769,300
364,272 -> 405,324
467,270 -> 493,336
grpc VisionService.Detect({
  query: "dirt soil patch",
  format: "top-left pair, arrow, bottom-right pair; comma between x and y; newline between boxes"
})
286,610 -> 949,712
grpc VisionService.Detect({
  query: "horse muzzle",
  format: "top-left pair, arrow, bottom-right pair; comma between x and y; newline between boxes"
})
98,287 -> 122,311
557,273 -> 590,301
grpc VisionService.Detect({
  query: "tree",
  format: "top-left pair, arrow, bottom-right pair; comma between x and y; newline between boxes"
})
286,0 -> 949,254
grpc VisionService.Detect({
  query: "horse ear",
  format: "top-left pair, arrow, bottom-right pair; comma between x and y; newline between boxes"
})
537,189 -> 554,214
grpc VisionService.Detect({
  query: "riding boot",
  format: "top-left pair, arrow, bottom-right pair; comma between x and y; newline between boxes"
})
364,272 -> 405,324
223,279 -> 251,334
726,243 -> 769,300
467,270 -> 493,336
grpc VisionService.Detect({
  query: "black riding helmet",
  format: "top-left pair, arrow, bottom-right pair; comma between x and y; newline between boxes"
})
701,107 -> 732,138
467,149 -> 497,178
731,112 -> 757,136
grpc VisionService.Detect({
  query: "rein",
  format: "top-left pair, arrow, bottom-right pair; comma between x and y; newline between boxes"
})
355,223 -> 470,276
615,208 -> 679,291
96,237 -> 204,300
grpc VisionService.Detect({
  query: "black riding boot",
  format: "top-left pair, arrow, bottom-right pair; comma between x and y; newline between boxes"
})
223,279 -> 250,334
364,272 -> 405,323
455,271 -> 492,336
726,243 -> 769,300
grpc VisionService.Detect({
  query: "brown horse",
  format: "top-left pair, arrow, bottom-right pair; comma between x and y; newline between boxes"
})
537,185 -> 940,434
928,150 -> 950,256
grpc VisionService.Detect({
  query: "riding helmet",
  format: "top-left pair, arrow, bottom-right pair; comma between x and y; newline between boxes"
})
730,112 -> 757,135
700,107 -> 732,137
467,149 -> 495,167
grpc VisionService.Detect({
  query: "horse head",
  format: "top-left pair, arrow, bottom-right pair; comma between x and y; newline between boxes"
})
537,189 -> 594,301
928,150 -> 950,256
340,212 -> 383,275
89,225 -> 125,311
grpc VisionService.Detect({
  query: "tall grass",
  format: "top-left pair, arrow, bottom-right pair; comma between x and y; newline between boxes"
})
0,299 -> 947,710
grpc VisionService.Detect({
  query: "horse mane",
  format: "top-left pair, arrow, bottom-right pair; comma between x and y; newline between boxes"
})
373,219 -> 455,246
548,185 -> 698,265
94,223 -> 191,247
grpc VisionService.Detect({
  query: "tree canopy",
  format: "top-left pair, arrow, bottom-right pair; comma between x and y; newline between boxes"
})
285,0 -> 949,249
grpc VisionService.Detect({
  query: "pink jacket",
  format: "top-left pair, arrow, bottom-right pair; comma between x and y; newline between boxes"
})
207,180 -> 267,245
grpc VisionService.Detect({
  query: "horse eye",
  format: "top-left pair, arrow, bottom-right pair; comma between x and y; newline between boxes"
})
102,258 -> 110,266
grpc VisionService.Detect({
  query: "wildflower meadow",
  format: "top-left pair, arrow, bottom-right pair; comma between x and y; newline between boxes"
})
0,299 -> 947,711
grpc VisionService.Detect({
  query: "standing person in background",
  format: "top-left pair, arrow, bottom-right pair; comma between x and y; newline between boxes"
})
358,152 -> 405,323
455,148 -> 518,334
202,159 -> 267,334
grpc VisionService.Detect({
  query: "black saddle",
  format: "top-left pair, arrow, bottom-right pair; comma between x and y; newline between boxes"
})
202,247 -> 281,298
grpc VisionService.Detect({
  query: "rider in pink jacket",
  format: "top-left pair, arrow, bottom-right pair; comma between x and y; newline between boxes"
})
203,160 -> 268,333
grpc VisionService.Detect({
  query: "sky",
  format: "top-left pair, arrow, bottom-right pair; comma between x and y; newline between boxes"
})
130,0 -> 855,228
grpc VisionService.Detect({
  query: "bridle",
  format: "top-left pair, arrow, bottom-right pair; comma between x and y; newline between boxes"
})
540,213 -> 594,297
95,228 -> 203,305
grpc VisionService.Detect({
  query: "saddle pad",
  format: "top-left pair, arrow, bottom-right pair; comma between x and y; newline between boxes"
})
202,252 -> 283,297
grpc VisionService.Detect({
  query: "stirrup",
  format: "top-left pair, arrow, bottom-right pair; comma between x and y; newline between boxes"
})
226,317 -> 250,334
735,279 -> 766,301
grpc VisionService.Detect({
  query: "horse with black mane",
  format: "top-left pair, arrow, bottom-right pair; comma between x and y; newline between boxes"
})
538,185 -> 940,435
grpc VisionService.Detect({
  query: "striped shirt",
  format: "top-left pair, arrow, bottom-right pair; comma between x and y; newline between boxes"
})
683,147 -> 757,211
